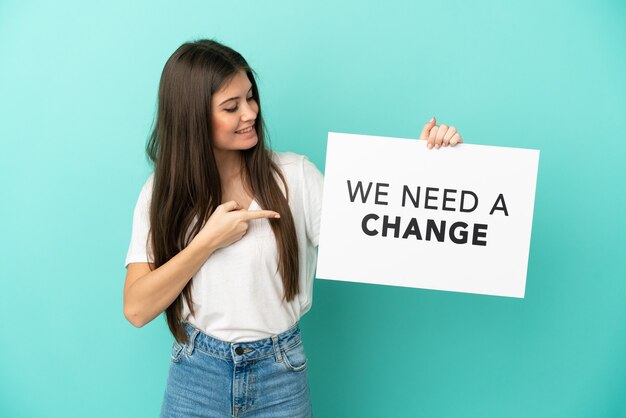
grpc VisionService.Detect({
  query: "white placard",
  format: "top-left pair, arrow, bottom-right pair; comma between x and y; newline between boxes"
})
316,132 -> 540,298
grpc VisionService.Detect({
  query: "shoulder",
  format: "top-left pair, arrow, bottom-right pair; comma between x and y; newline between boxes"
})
137,172 -> 155,201
270,151 -> 304,167
145,172 -> 155,186
270,151 -> 323,179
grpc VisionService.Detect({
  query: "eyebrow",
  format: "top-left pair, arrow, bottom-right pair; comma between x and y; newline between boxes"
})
218,86 -> 253,106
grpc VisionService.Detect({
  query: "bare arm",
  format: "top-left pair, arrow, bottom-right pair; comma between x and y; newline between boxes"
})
123,236 -> 217,328
122,200 -> 281,328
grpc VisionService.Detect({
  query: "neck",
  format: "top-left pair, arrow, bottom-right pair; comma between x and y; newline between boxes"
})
214,149 -> 246,188
214,149 -> 241,176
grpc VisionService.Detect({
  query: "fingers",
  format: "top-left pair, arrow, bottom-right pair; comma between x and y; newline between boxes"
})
422,119 -> 463,149
239,209 -> 281,220
427,125 -> 438,149
219,202 -> 280,220
435,124 -> 448,148
419,117 -> 436,140
443,126 -> 457,146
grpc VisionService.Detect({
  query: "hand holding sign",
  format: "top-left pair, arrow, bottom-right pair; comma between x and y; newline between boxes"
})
419,117 -> 463,149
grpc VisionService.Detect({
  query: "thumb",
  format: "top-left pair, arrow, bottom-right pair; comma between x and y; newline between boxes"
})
419,117 -> 436,140
220,200 -> 240,212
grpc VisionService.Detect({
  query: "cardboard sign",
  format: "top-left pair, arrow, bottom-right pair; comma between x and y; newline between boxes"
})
316,132 -> 540,298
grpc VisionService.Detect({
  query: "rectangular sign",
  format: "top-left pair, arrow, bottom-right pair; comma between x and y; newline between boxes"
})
316,132 -> 540,298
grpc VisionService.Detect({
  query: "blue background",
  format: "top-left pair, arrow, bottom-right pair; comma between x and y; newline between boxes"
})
1,1 -> 625,416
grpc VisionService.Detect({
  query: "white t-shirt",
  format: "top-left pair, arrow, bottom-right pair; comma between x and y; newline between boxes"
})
124,151 -> 324,342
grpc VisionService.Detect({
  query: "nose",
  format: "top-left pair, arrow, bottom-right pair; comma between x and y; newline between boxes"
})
241,101 -> 257,122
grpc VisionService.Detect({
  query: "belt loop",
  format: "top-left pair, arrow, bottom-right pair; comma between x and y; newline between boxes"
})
271,335 -> 282,363
186,329 -> 199,356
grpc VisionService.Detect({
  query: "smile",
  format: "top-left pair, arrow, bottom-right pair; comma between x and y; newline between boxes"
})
236,125 -> 254,134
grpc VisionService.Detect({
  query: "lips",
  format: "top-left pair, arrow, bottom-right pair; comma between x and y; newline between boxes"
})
235,124 -> 255,134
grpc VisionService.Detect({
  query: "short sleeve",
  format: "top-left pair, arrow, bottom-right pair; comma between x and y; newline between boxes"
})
124,175 -> 155,268
301,156 -> 324,247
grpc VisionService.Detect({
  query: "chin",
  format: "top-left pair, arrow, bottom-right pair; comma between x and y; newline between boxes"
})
241,136 -> 259,150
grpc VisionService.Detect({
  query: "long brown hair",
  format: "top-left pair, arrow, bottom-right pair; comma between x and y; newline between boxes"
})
145,39 -> 299,344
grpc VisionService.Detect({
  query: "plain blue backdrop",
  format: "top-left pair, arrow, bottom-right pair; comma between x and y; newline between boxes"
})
1,1 -> 625,417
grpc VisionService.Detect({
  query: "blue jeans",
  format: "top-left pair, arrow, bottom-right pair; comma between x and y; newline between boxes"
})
160,321 -> 313,418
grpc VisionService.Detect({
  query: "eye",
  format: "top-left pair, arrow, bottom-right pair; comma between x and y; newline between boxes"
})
224,96 -> 254,112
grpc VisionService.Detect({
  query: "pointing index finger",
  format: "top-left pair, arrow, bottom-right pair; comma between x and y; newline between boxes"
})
239,209 -> 281,220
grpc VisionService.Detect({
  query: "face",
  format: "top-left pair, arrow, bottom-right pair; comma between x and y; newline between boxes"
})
211,70 -> 259,154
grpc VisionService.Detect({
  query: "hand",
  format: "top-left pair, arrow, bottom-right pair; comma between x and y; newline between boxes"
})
196,200 -> 280,250
419,117 -> 463,149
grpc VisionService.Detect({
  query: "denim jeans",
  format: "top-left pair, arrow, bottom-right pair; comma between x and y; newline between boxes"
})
160,320 -> 313,418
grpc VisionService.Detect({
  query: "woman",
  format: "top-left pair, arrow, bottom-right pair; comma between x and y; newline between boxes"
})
123,38 -> 462,418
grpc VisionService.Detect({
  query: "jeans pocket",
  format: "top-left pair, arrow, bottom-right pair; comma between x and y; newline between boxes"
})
281,340 -> 308,372
171,340 -> 185,363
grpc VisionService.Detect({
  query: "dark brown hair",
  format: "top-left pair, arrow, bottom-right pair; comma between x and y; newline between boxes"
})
145,39 -> 299,344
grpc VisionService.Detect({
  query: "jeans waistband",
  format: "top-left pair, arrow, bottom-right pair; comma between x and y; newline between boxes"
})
181,321 -> 302,362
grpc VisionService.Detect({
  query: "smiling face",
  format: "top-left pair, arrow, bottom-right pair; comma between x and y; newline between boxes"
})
210,70 -> 259,155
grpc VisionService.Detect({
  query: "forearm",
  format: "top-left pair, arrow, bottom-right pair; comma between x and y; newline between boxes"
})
124,236 -> 217,327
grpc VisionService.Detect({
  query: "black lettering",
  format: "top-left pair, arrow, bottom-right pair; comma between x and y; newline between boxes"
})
442,189 -> 457,212
460,190 -> 478,213
489,194 -> 509,216
361,214 -> 379,236
347,180 -> 373,203
382,215 -> 401,238
425,187 -> 439,210
402,218 -> 423,239
449,221 -> 469,244
425,219 -> 446,242
402,185 -> 421,208
374,183 -> 390,205
472,223 -> 488,246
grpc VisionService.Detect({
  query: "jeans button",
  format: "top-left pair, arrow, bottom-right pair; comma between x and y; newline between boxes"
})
235,346 -> 244,355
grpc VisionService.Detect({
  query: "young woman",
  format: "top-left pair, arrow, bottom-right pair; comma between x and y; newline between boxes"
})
123,38 -> 462,418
